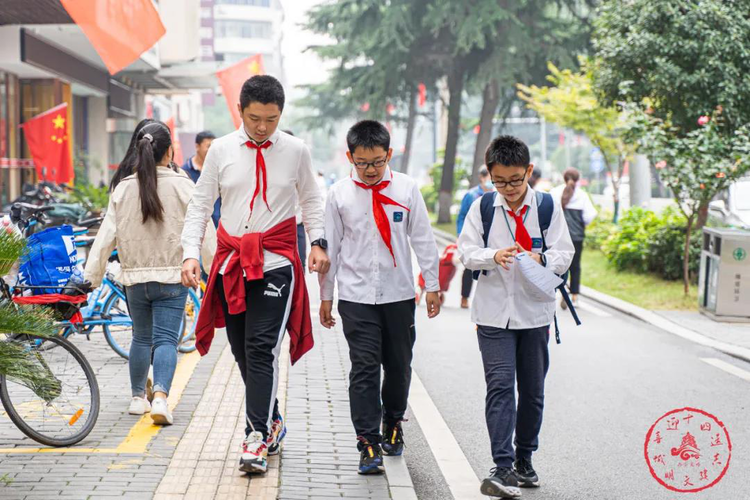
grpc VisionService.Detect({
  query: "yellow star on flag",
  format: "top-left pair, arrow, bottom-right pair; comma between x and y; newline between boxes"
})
52,114 -> 65,129
248,61 -> 260,74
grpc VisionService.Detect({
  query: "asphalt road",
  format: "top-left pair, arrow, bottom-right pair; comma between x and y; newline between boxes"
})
404,263 -> 749,500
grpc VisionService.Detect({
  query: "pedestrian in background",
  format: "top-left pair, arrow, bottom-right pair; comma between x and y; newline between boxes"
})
455,166 -> 492,308
550,167 -> 597,307
85,121 -> 216,426
319,120 -> 440,475
182,131 -> 220,228
528,168 -> 542,189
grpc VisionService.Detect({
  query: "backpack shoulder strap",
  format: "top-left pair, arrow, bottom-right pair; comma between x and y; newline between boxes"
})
536,191 -> 554,233
472,191 -> 497,280
479,191 -> 497,248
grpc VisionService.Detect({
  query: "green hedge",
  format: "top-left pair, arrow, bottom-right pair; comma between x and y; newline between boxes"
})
588,206 -> 700,282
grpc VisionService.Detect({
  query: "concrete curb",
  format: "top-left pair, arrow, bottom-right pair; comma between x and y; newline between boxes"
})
579,285 -> 750,364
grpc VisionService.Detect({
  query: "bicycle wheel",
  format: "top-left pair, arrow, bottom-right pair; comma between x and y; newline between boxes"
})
178,287 -> 200,354
0,334 -> 100,447
34,325 -> 74,352
101,290 -> 132,360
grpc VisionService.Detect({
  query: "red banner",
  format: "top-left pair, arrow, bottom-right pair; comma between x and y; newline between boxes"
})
60,0 -> 166,75
216,54 -> 265,128
20,103 -> 73,183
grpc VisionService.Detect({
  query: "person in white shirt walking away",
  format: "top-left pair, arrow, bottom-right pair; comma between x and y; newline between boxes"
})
181,75 -> 328,475
458,136 -> 574,498
550,167 -> 597,308
319,120 -> 441,475
85,121 -> 216,426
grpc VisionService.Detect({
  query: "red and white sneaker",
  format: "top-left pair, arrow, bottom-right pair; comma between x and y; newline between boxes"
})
239,431 -> 268,474
267,415 -> 287,456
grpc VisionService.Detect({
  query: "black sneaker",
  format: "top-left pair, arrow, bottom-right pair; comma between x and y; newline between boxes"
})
513,457 -> 539,488
357,438 -> 384,475
480,467 -> 521,498
381,421 -> 404,456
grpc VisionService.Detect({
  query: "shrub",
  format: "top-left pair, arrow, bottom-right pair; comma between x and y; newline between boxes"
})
602,207 -> 663,273
646,207 -> 701,282
584,209 -> 616,251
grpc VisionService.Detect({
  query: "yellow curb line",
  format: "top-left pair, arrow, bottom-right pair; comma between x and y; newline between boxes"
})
0,350 -> 202,455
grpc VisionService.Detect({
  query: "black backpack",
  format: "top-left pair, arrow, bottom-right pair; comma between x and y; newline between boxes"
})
471,190 -> 581,343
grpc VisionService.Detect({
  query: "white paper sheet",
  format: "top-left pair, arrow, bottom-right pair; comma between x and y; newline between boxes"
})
515,252 -> 563,302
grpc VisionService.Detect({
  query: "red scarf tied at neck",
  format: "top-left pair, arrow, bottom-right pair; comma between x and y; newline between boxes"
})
246,140 -> 272,213
507,205 -> 533,251
353,179 -> 410,266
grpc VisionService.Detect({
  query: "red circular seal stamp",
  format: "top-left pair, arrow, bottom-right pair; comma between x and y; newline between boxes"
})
645,407 -> 731,493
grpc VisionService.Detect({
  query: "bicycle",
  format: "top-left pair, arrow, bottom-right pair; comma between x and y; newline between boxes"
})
0,212 -> 99,447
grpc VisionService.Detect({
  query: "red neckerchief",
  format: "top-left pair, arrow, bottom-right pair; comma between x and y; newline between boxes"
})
507,205 -> 533,251
352,172 -> 410,266
245,140 -> 272,213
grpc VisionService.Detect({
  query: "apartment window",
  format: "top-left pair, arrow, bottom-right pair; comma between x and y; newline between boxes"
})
200,7 -> 212,18
215,0 -> 270,6
199,27 -> 214,39
215,20 -> 272,39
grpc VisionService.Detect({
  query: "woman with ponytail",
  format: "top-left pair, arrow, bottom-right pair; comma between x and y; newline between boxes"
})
85,121 -> 216,424
551,168 -> 597,308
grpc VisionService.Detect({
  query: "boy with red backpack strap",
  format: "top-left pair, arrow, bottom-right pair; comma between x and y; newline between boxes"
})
458,135 -> 577,499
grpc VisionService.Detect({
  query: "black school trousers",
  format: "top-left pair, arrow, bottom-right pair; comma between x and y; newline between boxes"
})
338,299 -> 416,449
216,266 -> 292,439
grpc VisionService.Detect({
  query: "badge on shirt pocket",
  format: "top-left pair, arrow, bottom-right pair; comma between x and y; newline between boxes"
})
531,237 -> 543,250
393,211 -> 404,223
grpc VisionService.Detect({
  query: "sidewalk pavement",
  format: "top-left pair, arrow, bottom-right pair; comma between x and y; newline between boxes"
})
1,279 -> 417,500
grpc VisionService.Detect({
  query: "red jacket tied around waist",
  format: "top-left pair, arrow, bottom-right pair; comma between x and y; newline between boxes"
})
194,217 -> 313,364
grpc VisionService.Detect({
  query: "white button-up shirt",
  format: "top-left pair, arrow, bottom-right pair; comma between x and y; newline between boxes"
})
457,187 -> 575,329
320,169 -> 440,304
181,127 -> 324,272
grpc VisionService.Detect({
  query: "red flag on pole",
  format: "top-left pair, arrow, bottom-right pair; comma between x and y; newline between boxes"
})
20,103 -> 73,184
165,117 -> 184,167
216,55 -> 265,128
60,0 -> 166,75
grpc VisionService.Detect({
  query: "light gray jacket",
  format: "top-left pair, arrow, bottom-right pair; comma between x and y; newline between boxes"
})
84,167 -> 216,287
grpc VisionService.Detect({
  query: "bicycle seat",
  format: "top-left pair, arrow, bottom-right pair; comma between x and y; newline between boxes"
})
77,217 -> 103,228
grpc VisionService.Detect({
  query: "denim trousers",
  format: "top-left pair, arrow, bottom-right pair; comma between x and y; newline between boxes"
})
477,324 -> 550,468
125,282 -> 188,397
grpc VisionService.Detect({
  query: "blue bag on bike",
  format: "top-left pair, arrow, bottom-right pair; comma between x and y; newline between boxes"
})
18,225 -> 78,295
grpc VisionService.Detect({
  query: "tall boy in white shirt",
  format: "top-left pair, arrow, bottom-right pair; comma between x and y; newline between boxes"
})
458,136 -> 574,499
181,75 -> 329,475
319,120 -> 441,475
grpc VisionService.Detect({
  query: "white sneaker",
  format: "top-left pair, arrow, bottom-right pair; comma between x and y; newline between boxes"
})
150,397 -> 173,425
240,431 -> 268,474
128,396 -> 151,415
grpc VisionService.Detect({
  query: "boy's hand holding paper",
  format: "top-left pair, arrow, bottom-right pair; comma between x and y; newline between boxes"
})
493,245 -> 519,270
515,252 -> 563,302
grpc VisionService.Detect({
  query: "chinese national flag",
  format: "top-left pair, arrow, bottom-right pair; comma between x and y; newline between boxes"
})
20,103 -> 73,184
216,55 -> 265,128
165,117 -> 184,167
60,0 -> 166,75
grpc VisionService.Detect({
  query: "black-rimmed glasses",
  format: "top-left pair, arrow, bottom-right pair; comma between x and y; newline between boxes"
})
493,171 -> 527,189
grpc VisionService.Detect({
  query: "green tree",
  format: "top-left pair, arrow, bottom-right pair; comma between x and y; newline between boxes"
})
517,59 -> 634,221
626,106 -> 750,294
593,0 -> 750,134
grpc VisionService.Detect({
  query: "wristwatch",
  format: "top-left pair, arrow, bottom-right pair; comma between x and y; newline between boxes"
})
540,253 -> 547,267
310,238 -> 328,250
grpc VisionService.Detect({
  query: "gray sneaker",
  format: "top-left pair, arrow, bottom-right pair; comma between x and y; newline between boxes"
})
480,467 -> 521,498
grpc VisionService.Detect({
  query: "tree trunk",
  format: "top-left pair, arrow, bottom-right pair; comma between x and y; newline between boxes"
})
683,215 -> 695,295
696,203 -> 709,229
437,63 -> 466,224
400,85 -> 418,175
602,153 -> 620,223
471,79 -> 499,185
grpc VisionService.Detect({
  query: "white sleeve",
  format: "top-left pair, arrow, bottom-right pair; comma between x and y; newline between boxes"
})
181,144 -> 220,262
543,198 -> 576,274
457,199 -> 498,271
407,183 -> 439,292
297,144 -> 325,242
83,197 -> 118,288
582,191 -> 598,226
319,189 -> 342,301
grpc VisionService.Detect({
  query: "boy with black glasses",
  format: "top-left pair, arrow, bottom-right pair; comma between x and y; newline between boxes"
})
319,120 -> 441,475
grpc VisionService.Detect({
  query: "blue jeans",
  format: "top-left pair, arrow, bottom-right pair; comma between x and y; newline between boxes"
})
125,282 -> 188,397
